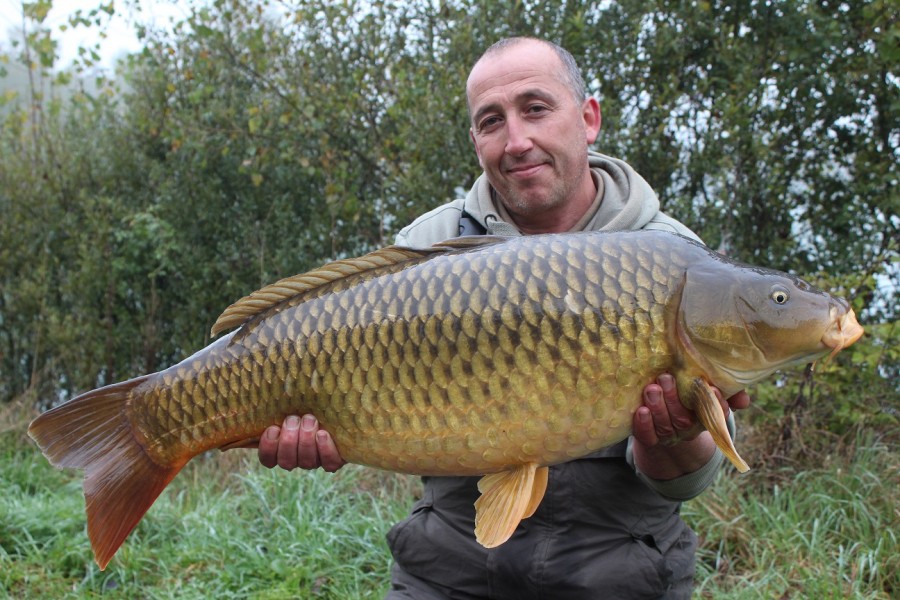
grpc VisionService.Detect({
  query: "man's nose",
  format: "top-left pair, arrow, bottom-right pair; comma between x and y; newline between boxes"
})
504,116 -> 533,156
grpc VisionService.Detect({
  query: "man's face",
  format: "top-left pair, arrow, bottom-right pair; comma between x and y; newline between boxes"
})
467,41 -> 601,228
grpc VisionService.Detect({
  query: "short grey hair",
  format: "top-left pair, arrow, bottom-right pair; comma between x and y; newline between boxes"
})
470,37 -> 587,106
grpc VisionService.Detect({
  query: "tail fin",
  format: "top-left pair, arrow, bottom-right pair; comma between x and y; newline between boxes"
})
27,376 -> 187,570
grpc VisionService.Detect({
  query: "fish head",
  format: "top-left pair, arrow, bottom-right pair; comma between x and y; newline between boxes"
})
679,260 -> 864,393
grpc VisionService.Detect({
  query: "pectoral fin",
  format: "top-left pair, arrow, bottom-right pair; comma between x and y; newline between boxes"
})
474,463 -> 548,548
690,378 -> 750,473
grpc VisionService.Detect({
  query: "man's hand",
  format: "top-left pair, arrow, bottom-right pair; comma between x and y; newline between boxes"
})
631,373 -> 750,480
258,415 -> 346,472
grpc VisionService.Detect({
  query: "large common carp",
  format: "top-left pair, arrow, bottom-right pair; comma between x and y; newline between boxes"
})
28,231 -> 863,569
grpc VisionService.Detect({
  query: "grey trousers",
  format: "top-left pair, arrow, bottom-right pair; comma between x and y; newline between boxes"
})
384,447 -> 696,600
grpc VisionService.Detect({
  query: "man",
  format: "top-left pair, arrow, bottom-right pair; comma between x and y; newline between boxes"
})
259,37 -> 749,599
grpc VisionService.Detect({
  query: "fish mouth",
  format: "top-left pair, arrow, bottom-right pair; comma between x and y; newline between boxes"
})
821,307 -> 864,361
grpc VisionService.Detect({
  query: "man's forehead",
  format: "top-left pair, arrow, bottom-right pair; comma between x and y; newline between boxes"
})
467,42 -> 559,90
466,44 -> 565,109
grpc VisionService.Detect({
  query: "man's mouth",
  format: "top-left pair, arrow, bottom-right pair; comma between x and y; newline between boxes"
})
506,163 -> 546,178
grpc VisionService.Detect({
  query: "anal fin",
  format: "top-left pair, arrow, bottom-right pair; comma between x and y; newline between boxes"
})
219,437 -> 261,451
523,466 -> 549,519
474,463 -> 547,548
690,377 -> 750,473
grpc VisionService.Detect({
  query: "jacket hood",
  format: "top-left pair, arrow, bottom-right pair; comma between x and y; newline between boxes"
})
463,151 -> 662,236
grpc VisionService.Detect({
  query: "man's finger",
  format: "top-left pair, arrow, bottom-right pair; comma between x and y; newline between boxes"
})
727,390 -> 751,411
296,415 -> 321,470
316,429 -> 346,473
276,415 -> 301,470
258,425 -> 281,469
658,373 -> 694,432
632,405 -> 659,447
644,382 -> 675,439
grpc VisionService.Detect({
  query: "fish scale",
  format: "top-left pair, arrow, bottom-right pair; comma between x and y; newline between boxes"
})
28,230 -> 864,568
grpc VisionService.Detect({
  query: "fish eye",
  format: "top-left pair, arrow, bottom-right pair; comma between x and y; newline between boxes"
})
771,287 -> 790,304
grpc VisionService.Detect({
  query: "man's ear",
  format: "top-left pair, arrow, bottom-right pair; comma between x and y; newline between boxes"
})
470,128 -> 484,169
582,97 -> 601,144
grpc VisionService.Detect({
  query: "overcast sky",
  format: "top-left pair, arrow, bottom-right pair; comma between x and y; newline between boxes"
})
0,0 -> 182,70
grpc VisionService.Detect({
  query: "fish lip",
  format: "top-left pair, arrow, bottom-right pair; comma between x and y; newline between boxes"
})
821,306 -> 864,360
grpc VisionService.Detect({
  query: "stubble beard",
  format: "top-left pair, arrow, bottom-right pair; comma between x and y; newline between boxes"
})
497,160 -> 585,220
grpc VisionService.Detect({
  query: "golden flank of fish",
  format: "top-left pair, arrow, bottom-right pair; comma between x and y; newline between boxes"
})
28,231 -> 864,569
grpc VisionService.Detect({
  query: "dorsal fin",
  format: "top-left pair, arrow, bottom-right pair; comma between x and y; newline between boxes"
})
211,236 -> 512,336
432,234 -> 511,250
211,236 -> 511,336
211,246 -> 433,336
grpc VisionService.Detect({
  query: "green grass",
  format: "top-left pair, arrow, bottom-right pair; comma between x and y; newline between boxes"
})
685,434 -> 898,599
0,427 -> 419,599
2,419 -> 897,599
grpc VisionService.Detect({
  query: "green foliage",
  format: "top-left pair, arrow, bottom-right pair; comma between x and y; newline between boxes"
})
586,0 -> 898,282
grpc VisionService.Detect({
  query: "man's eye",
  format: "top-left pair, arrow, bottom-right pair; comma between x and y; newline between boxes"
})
527,104 -> 548,114
479,117 -> 501,130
